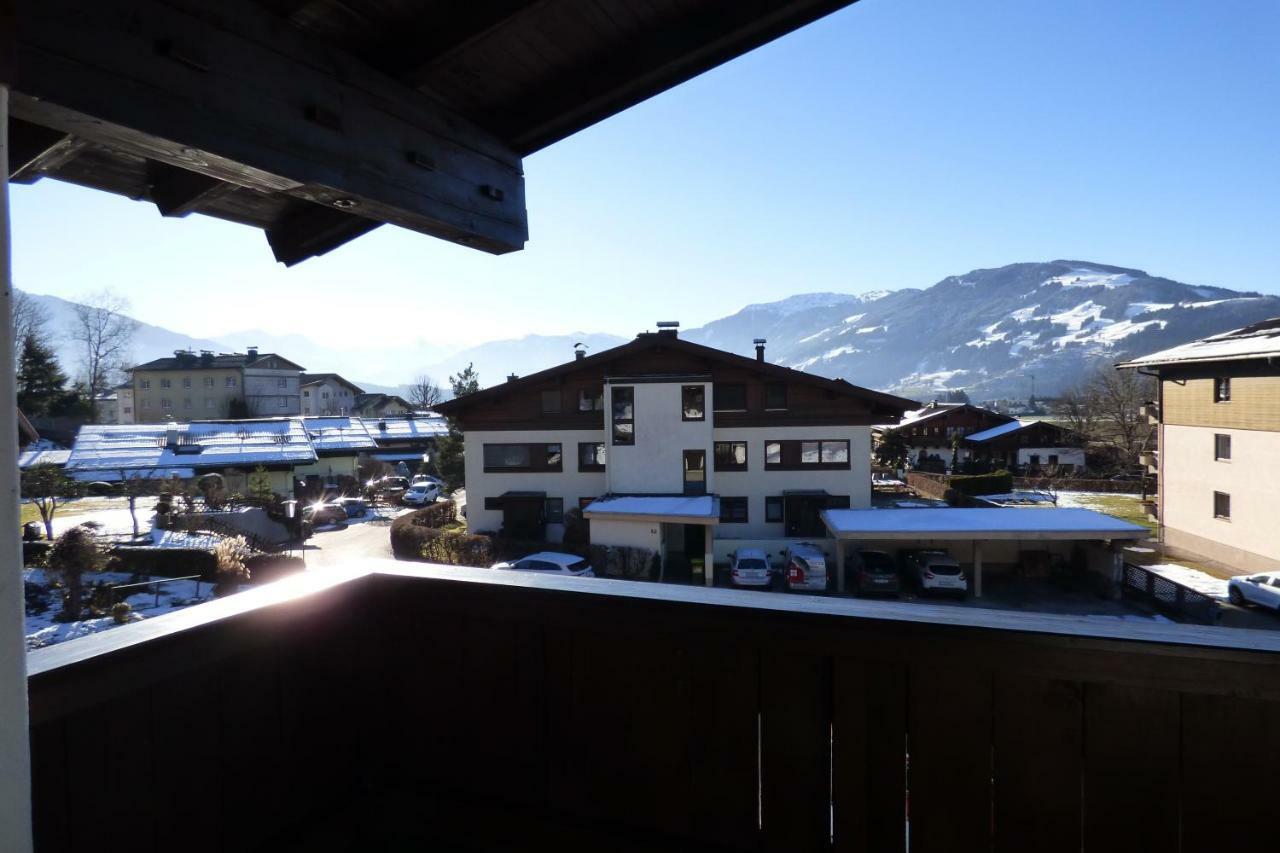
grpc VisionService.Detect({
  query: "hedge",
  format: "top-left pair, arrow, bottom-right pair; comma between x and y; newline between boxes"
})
946,470 -> 1013,497
389,501 -> 459,559
108,547 -> 219,580
245,554 -> 306,584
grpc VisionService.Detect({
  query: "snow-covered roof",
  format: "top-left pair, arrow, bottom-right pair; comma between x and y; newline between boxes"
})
584,494 -> 720,523
68,467 -> 194,482
365,415 -> 449,442
821,507 -> 1148,540
18,443 -> 70,469
302,416 -> 378,452
67,419 -> 317,474
965,419 -> 1052,443
1117,316 -> 1280,368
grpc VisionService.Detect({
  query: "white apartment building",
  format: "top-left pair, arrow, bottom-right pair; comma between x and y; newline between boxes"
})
436,328 -> 916,576
1120,319 -> 1280,573
300,373 -> 364,416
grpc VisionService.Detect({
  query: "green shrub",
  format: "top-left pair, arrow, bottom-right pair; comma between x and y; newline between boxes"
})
389,502 -> 458,560
947,470 -> 1013,497
111,601 -> 133,625
244,554 -> 305,585
419,529 -> 494,567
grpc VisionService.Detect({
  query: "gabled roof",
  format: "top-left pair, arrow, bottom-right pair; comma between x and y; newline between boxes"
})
302,417 -> 378,452
366,415 -> 449,442
301,373 -> 365,394
67,419 -> 317,473
880,403 -> 1013,433
435,333 -> 917,417
131,352 -> 306,372
1117,317 -> 1280,369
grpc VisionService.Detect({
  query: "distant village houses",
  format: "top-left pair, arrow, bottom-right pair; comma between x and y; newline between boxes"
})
127,348 -> 305,422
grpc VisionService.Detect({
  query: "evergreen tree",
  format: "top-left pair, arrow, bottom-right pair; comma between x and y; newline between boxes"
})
435,363 -> 481,490
16,333 -> 70,417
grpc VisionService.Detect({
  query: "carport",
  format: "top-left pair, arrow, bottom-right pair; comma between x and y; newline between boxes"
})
821,508 -> 1149,597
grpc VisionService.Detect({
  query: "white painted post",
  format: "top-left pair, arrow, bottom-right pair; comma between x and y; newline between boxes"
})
973,540 -> 984,598
0,82 -> 36,853
836,539 -> 846,594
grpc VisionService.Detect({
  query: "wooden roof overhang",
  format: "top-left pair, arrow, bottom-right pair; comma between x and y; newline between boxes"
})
2,0 -> 859,265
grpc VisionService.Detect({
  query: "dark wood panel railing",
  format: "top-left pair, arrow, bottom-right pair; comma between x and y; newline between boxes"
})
26,565 -> 1280,852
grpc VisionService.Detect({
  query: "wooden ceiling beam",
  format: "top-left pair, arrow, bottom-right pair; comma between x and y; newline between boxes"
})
146,160 -> 237,218
266,201 -> 381,266
8,0 -> 528,261
6,116 -> 86,184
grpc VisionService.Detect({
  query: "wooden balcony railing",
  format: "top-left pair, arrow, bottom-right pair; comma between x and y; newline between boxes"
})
26,564 -> 1280,852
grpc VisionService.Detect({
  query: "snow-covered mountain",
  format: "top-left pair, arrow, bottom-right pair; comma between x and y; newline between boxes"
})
683,261 -> 1280,399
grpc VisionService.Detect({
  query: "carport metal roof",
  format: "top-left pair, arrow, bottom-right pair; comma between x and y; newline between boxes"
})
821,508 -> 1149,541
584,495 -> 720,526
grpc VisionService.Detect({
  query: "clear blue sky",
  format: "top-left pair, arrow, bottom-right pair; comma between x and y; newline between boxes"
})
11,0 -> 1279,348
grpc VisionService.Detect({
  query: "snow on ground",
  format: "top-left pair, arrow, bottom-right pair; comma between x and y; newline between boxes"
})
798,326 -> 834,344
821,345 -> 861,359
1008,331 -> 1040,355
842,312 -> 866,325
1125,302 -> 1175,318
1182,296 -> 1266,309
1050,301 -> 1106,331
1044,269 -> 1136,289
966,330 -> 1008,348
1009,304 -> 1040,322
855,326 -> 883,334
1087,318 -> 1166,344
24,568 -> 215,650
1143,564 -> 1229,601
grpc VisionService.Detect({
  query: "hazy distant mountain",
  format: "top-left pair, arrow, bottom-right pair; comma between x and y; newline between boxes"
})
683,261 -> 1280,399
22,260 -> 1279,402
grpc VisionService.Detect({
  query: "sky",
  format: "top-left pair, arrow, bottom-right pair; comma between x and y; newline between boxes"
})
10,0 -> 1280,350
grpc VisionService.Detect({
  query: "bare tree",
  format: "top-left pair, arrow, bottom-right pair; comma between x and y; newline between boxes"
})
408,374 -> 444,409
1054,382 -> 1102,442
71,290 -> 137,420
1089,366 -> 1155,465
12,290 -> 52,357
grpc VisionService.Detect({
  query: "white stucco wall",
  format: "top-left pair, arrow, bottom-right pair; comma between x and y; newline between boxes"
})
1017,447 -> 1086,468
245,369 -> 301,415
606,381 -> 712,494
1162,424 -> 1280,565
463,429 -> 608,534
712,426 -> 872,539
293,455 -> 359,480
590,518 -> 662,551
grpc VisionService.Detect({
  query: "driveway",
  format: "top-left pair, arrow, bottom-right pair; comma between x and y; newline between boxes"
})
301,507 -> 406,570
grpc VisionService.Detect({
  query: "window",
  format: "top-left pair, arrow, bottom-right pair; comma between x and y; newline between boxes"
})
541,390 -> 561,414
719,497 -> 749,524
278,397 -> 288,408
1214,377 -> 1231,402
765,383 -> 787,410
578,388 -> 603,412
226,376 -> 237,388
578,442 -> 607,472
1214,491 -> 1231,519
140,379 -> 151,389
682,385 -> 705,421
123,406 -> 132,414
142,399 -> 151,410
683,450 -> 706,495
483,497 -> 502,511
182,377 -> 191,389
764,439 -> 851,470
161,398 -> 171,409
482,443 -> 563,472
765,496 -> 784,523
1214,433 -> 1231,461
544,498 -> 564,525
278,378 -> 288,388
160,378 -> 171,389
714,383 -> 747,412
714,441 -> 748,471
204,377 -> 214,388
612,386 -> 634,445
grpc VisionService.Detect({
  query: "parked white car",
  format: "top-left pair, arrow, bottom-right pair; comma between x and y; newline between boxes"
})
1228,573 -> 1280,612
903,550 -> 967,596
492,552 -> 595,577
782,543 -> 829,592
729,548 -> 773,588
411,474 -> 444,487
401,482 -> 442,506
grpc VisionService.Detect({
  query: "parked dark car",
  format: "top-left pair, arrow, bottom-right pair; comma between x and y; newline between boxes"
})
851,549 -> 900,596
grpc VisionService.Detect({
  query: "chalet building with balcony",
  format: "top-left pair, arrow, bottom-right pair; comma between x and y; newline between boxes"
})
1119,318 -> 1280,573
877,402 -> 1015,469
964,419 -> 1087,474
434,326 -> 917,575
128,348 -> 305,422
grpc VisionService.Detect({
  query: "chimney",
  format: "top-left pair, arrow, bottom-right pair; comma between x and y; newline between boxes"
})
200,350 -> 214,367
656,320 -> 680,338
507,373 -> 519,382
753,338 -> 767,362
164,423 -> 181,449
246,346 -> 259,360
575,350 -> 585,361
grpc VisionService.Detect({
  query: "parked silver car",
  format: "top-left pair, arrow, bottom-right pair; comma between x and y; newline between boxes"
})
492,552 -> 595,577
903,550 -> 967,596
1228,573 -> 1280,612
729,548 -> 773,588
782,543 -> 829,592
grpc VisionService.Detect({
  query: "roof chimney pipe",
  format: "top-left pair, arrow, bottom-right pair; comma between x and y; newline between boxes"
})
507,373 -> 519,382
754,338 -> 767,362
656,320 -> 680,338
246,346 -> 259,360
573,342 -> 587,361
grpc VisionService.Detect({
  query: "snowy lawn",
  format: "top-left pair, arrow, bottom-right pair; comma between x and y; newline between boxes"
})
1055,490 -> 1153,532
24,567 -> 216,650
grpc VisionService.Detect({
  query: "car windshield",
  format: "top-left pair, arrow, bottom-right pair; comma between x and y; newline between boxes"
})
567,560 -> 590,572
928,560 -> 961,575
737,559 -> 768,571
860,553 -> 894,572
517,560 -> 559,571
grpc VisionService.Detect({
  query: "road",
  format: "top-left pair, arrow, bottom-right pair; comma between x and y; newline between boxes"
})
300,510 -> 403,570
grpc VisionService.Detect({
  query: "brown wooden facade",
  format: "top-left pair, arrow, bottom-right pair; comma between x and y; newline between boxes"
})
436,333 -> 917,431
889,404 -> 1014,448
